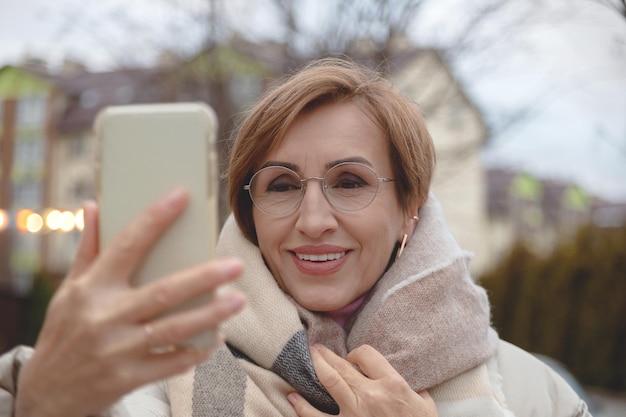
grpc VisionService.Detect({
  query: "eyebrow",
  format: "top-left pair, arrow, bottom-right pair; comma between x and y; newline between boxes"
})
261,161 -> 299,171
261,157 -> 373,172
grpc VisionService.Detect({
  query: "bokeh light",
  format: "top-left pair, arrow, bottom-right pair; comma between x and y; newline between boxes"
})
75,208 -> 85,231
0,209 -> 8,231
26,212 -> 44,233
16,209 -> 33,232
45,209 -> 63,231
60,211 -> 75,232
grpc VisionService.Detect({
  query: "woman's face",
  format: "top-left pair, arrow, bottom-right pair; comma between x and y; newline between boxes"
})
252,101 -> 414,312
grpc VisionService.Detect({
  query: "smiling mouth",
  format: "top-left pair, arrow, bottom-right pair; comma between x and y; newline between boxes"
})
295,251 -> 346,262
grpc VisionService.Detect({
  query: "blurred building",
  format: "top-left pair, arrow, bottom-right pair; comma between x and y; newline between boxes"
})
0,46 -> 278,297
391,48 -> 490,275
48,66 -> 189,278
487,167 -> 626,263
0,65 -> 57,294
0,64 -> 59,351
0,63 -> 173,294
0,48 -> 276,351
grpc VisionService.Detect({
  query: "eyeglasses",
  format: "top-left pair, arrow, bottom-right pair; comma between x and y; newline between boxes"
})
243,162 -> 395,216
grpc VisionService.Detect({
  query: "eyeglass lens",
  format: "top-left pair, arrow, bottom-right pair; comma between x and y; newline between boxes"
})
248,163 -> 381,216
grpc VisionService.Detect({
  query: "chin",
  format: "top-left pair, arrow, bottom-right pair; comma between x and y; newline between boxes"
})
296,297 -> 344,313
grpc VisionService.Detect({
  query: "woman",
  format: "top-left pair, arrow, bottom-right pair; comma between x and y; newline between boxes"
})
1,58 -> 591,417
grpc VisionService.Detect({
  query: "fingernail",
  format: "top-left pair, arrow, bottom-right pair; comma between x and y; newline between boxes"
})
222,293 -> 246,312
215,258 -> 243,277
287,393 -> 298,405
161,188 -> 187,212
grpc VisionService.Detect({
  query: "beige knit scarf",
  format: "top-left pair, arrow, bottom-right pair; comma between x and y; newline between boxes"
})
168,195 -> 512,416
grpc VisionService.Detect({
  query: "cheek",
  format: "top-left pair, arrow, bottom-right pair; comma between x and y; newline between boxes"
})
256,222 -> 277,260
365,200 -> 405,242
253,216 -> 286,279
355,217 -> 400,264
253,211 -> 272,246
372,226 -> 399,262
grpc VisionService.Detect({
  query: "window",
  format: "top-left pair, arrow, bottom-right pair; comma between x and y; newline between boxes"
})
16,96 -> 46,126
12,180 -> 42,208
80,89 -> 100,109
115,85 -> 134,104
559,186 -> 590,232
71,179 -> 94,202
509,174 -> 544,237
70,135 -> 88,158
14,136 -> 44,168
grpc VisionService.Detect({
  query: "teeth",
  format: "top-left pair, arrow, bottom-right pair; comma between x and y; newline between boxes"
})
296,251 -> 346,262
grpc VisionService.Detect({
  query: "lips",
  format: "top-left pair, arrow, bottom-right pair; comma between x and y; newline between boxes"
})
291,245 -> 349,275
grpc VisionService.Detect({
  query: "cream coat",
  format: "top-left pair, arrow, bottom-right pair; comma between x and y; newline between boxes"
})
0,340 -> 592,417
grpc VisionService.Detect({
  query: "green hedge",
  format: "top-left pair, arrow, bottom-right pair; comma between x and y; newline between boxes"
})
479,223 -> 626,391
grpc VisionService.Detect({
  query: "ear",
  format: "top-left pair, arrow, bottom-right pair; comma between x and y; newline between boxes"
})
400,209 -> 419,239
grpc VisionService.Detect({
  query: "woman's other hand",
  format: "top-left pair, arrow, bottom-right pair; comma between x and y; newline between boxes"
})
288,344 -> 437,417
15,189 -> 246,417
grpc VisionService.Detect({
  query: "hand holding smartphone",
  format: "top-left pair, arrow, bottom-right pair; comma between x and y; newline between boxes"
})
94,102 -> 219,350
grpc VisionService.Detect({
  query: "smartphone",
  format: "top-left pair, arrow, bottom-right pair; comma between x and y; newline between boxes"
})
94,102 -> 219,350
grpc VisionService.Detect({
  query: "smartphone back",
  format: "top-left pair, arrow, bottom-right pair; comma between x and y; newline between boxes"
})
94,102 -> 219,349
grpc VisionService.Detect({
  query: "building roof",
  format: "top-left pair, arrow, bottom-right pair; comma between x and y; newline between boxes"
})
0,65 -> 54,98
388,48 -> 489,144
48,68 -> 168,133
486,167 -> 626,227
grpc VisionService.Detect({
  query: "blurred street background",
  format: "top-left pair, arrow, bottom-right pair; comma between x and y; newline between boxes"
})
0,0 -> 624,413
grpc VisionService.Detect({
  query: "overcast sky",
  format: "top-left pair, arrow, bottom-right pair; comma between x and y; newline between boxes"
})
1,0 -> 625,202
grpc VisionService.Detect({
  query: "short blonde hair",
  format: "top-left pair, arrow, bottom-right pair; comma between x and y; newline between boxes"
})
227,57 -> 436,243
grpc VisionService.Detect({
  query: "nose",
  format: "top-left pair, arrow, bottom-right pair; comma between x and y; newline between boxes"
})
294,179 -> 338,238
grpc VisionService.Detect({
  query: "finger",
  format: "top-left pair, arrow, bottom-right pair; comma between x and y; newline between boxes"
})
345,344 -> 397,380
418,389 -> 436,407
310,344 -> 356,405
139,292 -> 246,350
123,344 -> 217,392
119,258 -> 244,322
287,392 -> 329,417
92,188 -> 189,284
315,344 -> 364,384
67,201 -> 99,280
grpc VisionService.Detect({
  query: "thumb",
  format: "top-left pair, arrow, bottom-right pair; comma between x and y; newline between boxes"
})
67,201 -> 99,280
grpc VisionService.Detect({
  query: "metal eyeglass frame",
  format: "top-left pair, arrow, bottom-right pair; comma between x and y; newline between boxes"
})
243,162 -> 395,216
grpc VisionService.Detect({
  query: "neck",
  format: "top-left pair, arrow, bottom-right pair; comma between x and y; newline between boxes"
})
326,293 -> 368,327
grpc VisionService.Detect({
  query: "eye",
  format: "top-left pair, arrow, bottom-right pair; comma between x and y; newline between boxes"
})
331,172 -> 368,189
267,174 -> 301,192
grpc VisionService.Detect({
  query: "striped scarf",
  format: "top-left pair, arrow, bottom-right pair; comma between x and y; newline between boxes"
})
168,195 -> 512,416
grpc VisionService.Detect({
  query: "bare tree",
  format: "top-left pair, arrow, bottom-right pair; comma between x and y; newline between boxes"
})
50,0 -> 592,195
52,0 -> 562,127
268,0 -> 428,73
591,0 -> 626,19
249,1 -> 575,130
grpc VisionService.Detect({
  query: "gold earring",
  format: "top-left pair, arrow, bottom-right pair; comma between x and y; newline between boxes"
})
413,215 -> 419,222
396,233 -> 408,260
